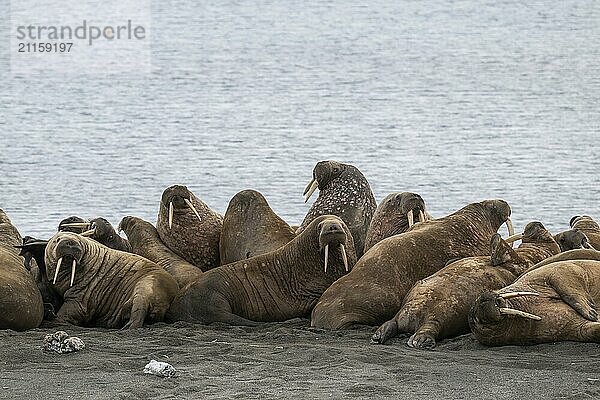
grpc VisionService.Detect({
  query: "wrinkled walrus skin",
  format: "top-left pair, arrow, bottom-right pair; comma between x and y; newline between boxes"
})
298,160 -> 376,258
157,185 -> 223,271
45,233 -> 178,329
119,216 -> 203,289
167,215 -> 357,325
371,222 -> 559,348
311,199 -> 513,330
0,210 -> 44,331
219,189 -> 295,265
469,260 -> 600,346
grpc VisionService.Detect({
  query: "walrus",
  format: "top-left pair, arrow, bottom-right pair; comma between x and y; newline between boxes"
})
522,248 -> 600,272
167,215 -> 357,325
219,189 -> 296,264
553,229 -> 595,252
45,232 -> 178,328
15,236 -> 63,320
118,216 -> 203,289
364,192 -> 430,252
371,222 -> 560,348
58,216 -> 88,234
157,185 -> 223,271
298,160 -> 376,258
469,259 -> 600,345
76,217 -> 132,252
311,199 -> 514,330
570,215 -> 600,249
0,210 -> 44,331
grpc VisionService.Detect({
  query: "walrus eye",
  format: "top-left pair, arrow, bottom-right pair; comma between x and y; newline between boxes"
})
108,235 -> 114,241
333,167 -> 340,174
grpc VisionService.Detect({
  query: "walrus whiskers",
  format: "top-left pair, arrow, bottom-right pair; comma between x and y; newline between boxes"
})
184,198 -> 203,222
498,307 -> 542,321
499,291 -> 539,299
70,259 -> 77,287
53,257 -> 62,284
324,244 -> 329,273
303,179 -> 319,203
340,244 -> 348,272
168,202 -> 174,229
407,210 -> 414,227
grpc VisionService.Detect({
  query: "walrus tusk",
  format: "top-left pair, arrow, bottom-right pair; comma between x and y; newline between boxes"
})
53,257 -> 62,284
70,259 -> 77,287
499,291 -> 539,299
504,233 -> 523,244
60,222 -> 90,229
324,244 -> 329,273
583,242 -> 598,251
407,210 -> 414,228
80,228 -> 96,237
303,179 -> 319,203
184,198 -> 202,222
418,210 -> 425,223
168,202 -> 174,229
499,307 -> 542,321
340,244 -> 348,272
505,218 -> 515,237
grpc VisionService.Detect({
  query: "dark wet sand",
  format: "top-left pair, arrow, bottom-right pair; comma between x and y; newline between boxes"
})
2,319 -> 599,399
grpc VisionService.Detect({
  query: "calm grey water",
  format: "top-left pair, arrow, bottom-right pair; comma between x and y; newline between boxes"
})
0,1 -> 598,239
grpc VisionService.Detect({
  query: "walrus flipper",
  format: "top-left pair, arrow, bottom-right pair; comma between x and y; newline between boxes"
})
371,313 -> 412,345
549,274 -> 598,322
407,321 -> 440,349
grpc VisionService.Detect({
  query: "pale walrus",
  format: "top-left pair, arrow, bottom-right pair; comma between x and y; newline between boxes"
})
119,216 -> 203,289
311,199 -> 514,330
0,210 -> 44,331
157,185 -> 223,271
364,192 -> 430,252
45,232 -> 178,328
167,215 -> 356,325
570,215 -> 600,249
553,229 -> 595,252
469,259 -> 600,346
298,160 -> 376,258
219,189 -> 296,264
371,222 -> 560,348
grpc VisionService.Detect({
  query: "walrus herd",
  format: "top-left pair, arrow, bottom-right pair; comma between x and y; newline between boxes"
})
2,160 -> 600,348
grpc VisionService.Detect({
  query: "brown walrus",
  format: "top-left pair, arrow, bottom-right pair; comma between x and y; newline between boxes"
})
364,192 -> 430,252
157,185 -> 223,271
220,189 -> 296,264
45,232 -> 178,328
469,259 -> 600,346
522,248 -> 600,272
553,229 -> 595,252
570,215 -> 600,249
167,215 -> 356,325
311,199 -> 514,330
58,216 -> 88,234
118,216 -> 203,289
0,210 -> 44,331
371,222 -> 560,348
79,217 -> 132,252
298,160 -> 376,258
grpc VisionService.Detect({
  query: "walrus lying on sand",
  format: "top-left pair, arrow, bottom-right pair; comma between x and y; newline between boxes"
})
45,232 -> 178,328
0,210 -> 44,331
219,189 -> 295,264
371,222 -> 559,348
311,199 -> 514,330
157,185 -> 223,271
298,160 -> 376,258
364,192 -> 431,252
470,259 -> 600,346
167,215 -> 356,325
119,216 -> 203,289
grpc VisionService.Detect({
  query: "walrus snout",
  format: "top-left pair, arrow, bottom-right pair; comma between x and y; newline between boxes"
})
304,160 -> 347,203
481,199 -> 514,237
317,218 -> 350,273
554,230 -> 589,251
51,236 -> 84,287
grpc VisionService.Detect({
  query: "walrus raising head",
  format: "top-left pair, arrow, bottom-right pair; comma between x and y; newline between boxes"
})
78,217 -> 131,252
364,192 -> 431,252
160,185 -> 204,229
58,216 -> 89,234
554,230 -> 594,251
49,234 -> 84,288
318,217 -> 350,273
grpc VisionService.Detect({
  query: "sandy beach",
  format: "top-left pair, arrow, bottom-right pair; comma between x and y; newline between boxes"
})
2,319 -> 599,399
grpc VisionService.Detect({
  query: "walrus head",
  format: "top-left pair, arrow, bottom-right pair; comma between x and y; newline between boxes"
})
58,216 -> 89,234
227,189 -> 268,215
554,229 -> 594,251
479,199 -> 514,237
160,185 -> 204,229
570,215 -> 600,231
317,216 -> 351,274
303,160 -> 358,203
79,217 -> 117,243
49,234 -> 85,288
